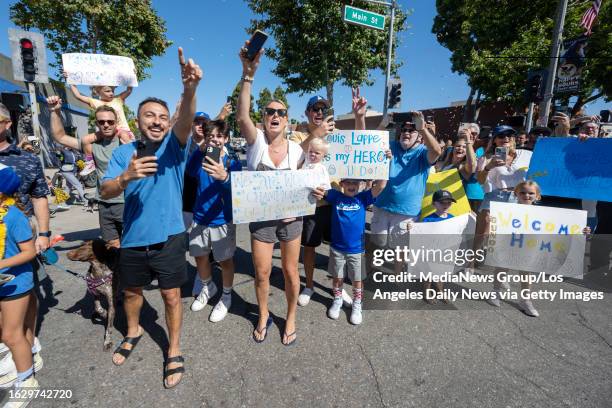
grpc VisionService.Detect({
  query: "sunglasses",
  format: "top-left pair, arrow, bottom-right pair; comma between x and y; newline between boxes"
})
97,120 -> 116,126
264,108 -> 288,117
309,106 -> 329,115
401,127 -> 417,133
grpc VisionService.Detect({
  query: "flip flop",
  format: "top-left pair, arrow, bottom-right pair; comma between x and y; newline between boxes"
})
163,355 -> 185,389
252,316 -> 273,343
112,329 -> 143,366
282,331 -> 297,347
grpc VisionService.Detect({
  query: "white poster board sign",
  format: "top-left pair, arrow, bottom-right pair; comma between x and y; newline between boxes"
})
486,202 -> 587,278
514,149 -> 533,170
231,169 -> 327,224
62,53 -> 138,87
323,130 -> 389,180
409,214 -> 475,276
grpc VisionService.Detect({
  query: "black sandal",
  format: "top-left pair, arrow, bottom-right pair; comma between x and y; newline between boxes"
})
163,355 -> 185,389
112,331 -> 143,366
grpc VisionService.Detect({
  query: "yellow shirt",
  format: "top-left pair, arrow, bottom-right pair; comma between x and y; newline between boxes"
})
88,97 -> 130,130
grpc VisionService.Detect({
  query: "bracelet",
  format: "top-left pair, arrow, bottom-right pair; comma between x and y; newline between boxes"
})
241,76 -> 253,83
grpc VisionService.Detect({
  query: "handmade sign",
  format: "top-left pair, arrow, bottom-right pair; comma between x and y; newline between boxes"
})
62,53 -> 138,87
513,149 -> 532,171
527,138 -> 612,201
323,130 -> 389,180
420,169 -> 471,220
486,202 -> 587,278
231,169 -> 327,224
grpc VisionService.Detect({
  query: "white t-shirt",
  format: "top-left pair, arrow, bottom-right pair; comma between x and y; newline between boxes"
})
477,155 -> 526,192
246,128 -> 304,171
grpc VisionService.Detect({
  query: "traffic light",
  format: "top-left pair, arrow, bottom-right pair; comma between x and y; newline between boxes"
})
19,38 -> 36,82
388,79 -> 402,109
525,70 -> 546,103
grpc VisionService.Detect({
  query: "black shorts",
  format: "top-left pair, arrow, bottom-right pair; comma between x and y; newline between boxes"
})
99,202 -> 124,242
119,233 -> 187,289
301,205 -> 332,247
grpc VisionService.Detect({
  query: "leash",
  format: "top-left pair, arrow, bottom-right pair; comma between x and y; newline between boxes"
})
47,261 -> 113,295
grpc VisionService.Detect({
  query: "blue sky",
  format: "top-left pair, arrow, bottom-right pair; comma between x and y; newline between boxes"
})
0,0 -> 608,120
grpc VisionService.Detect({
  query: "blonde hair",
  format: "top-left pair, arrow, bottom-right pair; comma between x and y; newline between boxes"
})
485,135 -> 516,157
308,137 -> 329,154
514,180 -> 542,201
92,86 -> 115,97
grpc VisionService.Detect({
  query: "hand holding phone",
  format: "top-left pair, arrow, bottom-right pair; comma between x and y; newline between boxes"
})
136,140 -> 159,159
246,30 -> 269,61
495,146 -> 508,162
204,145 -> 222,163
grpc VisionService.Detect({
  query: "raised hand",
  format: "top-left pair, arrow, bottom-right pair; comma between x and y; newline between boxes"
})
178,47 -> 202,91
123,152 -> 158,181
411,111 -> 426,131
46,96 -> 62,112
239,41 -> 263,77
202,156 -> 229,181
352,87 -> 367,117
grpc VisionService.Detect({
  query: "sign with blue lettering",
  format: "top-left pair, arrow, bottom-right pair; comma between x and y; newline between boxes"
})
526,137 -> 612,201
486,202 -> 587,278
323,130 -> 389,180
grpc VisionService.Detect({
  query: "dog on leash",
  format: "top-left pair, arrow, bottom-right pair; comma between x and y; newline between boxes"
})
67,239 -> 119,351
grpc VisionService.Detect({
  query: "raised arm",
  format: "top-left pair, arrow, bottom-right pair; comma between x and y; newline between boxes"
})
173,47 -> 203,145
461,130 -> 477,180
215,102 -> 233,121
371,179 -> 388,197
413,111 -> 442,163
63,71 -> 91,105
237,43 -> 262,145
46,96 -> 80,150
117,86 -> 133,101
352,87 -> 367,130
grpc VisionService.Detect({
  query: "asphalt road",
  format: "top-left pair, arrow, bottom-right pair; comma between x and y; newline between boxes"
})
1,182 -> 611,408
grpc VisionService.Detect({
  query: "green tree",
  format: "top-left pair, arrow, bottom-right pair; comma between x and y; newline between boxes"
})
256,87 -> 273,115
227,82 -> 259,137
10,0 -> 171,80
273,86 -> 289,110
432,0 -> 611,113
246,0 -> 409,107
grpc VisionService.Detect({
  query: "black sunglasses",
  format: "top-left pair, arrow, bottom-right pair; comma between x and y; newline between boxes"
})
309,106 -> 329,115
97,120 -> 116,126
264,108 -> 288,117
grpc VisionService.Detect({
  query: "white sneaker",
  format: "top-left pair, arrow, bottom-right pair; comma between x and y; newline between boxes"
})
3,375 -> 39,408
327,298 -> 343,320
350,302 -> 363,325
297,287 -> 314,306
519,299 -> 539,317
486,290 -> 502,307
341,289 -> 353,307
79,160 -> 96,176
190,281 -> 218,312
0,353 -> 43,389
209,296 -> 231,323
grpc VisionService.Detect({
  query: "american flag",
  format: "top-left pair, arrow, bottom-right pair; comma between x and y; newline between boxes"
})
580,0 -> 603,34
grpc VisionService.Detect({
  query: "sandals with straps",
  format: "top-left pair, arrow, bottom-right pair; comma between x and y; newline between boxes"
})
112,331 -> 143,366
163,355 -> 185,389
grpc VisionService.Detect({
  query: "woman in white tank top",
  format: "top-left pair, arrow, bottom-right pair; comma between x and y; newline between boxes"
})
237,43 -> 304,346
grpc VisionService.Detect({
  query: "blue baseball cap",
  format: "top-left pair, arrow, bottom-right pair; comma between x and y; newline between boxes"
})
0,164 -> 21,195
306,96 -> 330,111
492,125 -> 517,137
194,111 -> 210,121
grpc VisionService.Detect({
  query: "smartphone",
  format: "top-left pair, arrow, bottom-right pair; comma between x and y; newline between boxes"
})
600,110 -> 610,123
246,30 -> 269,61
425,115 -> 434,123
136,140 -> 159,159
495,146 -> 508,161
458,122 -> 471,133
504,115 -> 525,128
226,96 -> 232,104
204,145 -> 221,163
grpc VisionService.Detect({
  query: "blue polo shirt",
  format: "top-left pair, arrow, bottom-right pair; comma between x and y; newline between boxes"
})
103,131 -> 189,247
186,148 -> 242,226
375,142 -> 431,216
326,189 -> 375,254
0,206 -> 34,297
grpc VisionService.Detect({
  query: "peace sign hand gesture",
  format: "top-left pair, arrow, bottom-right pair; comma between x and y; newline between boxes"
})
352,87 -> 367,117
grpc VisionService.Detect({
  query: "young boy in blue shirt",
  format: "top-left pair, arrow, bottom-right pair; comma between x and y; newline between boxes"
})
186,120 -> 242,323
324,178 -> 387,325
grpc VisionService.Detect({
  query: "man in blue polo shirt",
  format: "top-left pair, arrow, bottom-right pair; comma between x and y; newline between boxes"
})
371,111 -> 442,273
100,48 -> 201,389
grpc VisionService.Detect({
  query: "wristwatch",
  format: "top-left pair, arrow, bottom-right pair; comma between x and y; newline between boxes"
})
38,231 -> 51,238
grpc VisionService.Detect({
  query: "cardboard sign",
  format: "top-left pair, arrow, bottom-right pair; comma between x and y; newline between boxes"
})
527,138 -> 612,201
420,169 -> 471,220
513,149 -> 532,171
323,130 -> 389,180
62,53 -> 138,87
486,202 -> 587,278
231,169 -> 327,224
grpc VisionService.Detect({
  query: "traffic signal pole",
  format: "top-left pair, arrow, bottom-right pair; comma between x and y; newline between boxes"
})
382,0 -> 396,117
26,81 -> 44,168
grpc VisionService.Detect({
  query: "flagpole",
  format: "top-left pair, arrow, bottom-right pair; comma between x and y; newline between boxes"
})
537,0 -> 569,126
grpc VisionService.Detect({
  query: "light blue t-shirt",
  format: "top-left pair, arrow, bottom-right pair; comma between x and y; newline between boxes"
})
0,206 -> 34,297
103,131 -> 189,247
375,142 -> 432,216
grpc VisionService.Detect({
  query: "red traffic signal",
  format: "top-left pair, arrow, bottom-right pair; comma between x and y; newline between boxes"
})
19,38 -> 36,82
20,38 -> 33,49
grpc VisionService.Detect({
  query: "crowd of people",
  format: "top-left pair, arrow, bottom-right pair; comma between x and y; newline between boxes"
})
0,39 -> 609,399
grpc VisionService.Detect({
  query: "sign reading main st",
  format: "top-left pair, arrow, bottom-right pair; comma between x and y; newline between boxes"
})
343,5 -> 386,31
